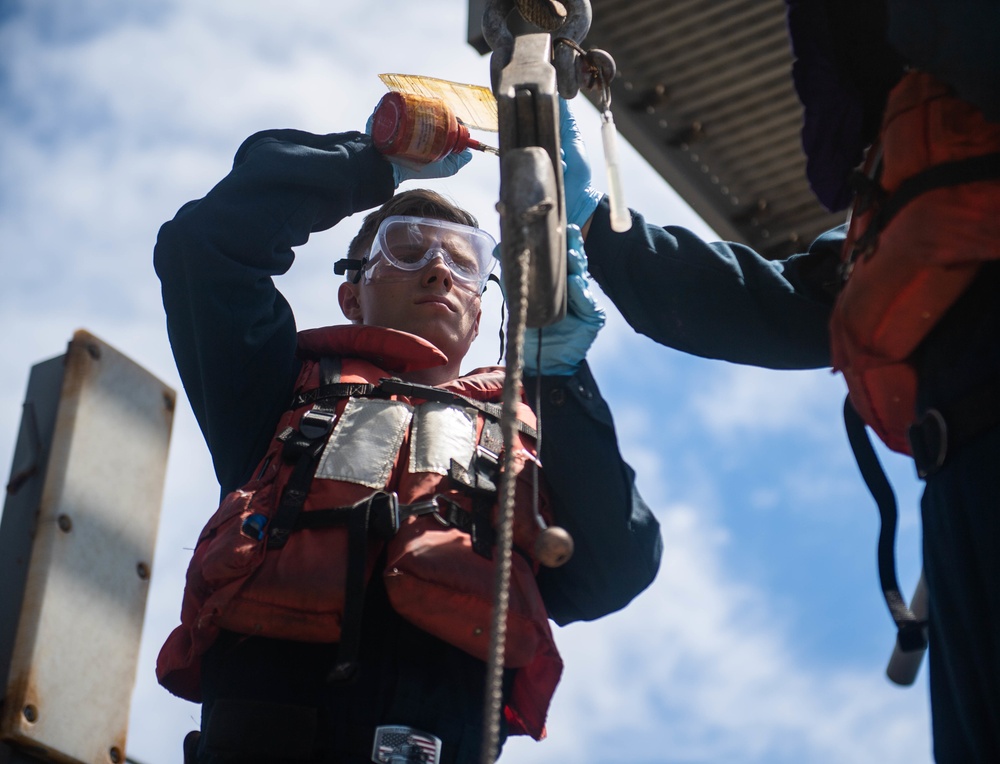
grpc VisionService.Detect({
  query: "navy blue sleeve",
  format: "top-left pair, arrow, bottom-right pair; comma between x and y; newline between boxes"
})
528,363 -> 662,625
584,198 -> 844,370
153,129 -> 396,494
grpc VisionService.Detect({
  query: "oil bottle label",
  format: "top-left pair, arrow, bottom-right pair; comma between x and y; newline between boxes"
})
372,92 -> 457,163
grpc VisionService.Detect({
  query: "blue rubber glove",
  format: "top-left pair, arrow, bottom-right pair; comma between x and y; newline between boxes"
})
560,99 -> 603,230
366,113 -> 472,188
500,226 -> 605,376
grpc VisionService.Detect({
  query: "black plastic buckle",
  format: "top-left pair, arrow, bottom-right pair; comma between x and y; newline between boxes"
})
367,492 -> 401,539
908,408 -> 948,479
400,495 -> 453,527
299,409 -> 336,440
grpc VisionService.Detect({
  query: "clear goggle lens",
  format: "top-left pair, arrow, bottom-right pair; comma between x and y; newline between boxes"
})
363,215 -> 497,291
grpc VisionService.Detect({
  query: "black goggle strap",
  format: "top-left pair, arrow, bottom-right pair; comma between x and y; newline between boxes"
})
333,256 -> 368,284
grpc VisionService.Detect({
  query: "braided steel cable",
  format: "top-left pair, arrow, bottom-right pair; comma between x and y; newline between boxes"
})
480,243 -> 530,764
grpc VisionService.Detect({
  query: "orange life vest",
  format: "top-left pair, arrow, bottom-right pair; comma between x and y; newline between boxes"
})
156,324 -> 562,739
830,71 -> 1000,454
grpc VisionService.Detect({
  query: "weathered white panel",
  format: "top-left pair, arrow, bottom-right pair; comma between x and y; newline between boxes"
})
1,330 -> 175,764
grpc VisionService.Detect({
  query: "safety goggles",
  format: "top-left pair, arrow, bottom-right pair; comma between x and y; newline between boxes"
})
337,215 -> 497,292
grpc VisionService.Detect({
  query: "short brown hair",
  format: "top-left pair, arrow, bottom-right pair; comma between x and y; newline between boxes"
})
346,189 -> 480,264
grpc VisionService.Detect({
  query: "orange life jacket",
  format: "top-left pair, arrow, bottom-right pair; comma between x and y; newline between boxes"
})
156,324 -> 562,739
830,70 -> 1000,454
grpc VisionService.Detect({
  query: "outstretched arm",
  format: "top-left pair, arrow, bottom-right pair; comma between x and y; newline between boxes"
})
153,129 -> 396,493
585,201 -> 844,370
559,98 -> 842,371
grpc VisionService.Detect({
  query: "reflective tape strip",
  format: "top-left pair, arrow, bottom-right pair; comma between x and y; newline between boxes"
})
315,398 -> 413,488
409,402 -> 477,476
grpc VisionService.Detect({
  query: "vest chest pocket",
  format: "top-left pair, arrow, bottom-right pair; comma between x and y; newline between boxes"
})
190,483 -> 273,593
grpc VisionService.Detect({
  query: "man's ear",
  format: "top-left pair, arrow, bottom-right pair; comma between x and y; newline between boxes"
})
338,281 -> 363,323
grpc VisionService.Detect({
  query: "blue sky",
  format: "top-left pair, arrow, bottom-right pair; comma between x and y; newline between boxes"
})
0,2 -> 932,762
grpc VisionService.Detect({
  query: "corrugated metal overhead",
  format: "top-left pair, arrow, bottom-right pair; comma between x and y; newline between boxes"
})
468,0 -> 847,257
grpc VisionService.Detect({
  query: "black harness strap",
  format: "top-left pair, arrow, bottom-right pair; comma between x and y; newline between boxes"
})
843,397 -> 928,653
283,493 -> 493,540
290,375 -> 537,443
852,151 -> 1000,260
292,493 -> 398,536
327,492 -> 377,682
292,382 -> 381,409
267,358 -> 346,546
378,377 -> 538,440
266,408 -> 337,549
467,419 -> 503,560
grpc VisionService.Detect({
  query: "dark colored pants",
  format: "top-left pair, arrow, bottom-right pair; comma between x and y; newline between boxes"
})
922,426 -> 1000,762
195,576 -> 511,763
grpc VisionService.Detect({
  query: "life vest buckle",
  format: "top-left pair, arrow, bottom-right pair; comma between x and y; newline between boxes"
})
367,491 -> 402,539
298,408 -> 336,440
401,494 -> 460,529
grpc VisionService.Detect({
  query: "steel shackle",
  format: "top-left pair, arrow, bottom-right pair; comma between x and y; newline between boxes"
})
482,0 -> 593,99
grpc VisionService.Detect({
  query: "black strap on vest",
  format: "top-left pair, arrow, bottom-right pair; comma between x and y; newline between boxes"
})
292,382 -> 381,409
267,358 -> 344,548
289,375 -> 536,445
448,418 -> 504,560
327,492 -> 377,682
843,397 -> 928,654
378,377 -> 538,440
283,492 -> 495,544
267,408 -> 337,549
850,151 -> 1000,261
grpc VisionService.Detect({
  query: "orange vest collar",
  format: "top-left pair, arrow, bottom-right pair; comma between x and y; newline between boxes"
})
297,324 -> 449,374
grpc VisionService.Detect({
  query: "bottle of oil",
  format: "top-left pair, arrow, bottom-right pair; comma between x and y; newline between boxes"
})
369,92 -> 495,163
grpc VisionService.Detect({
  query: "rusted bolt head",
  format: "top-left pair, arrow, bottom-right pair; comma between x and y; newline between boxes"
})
57,514 -> 72,533
137,562 -> 150,580
23,705 -> 38,723
109,747 -> 122,764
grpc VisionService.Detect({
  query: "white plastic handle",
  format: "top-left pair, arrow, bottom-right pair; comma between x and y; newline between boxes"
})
886,569 -> 929,686
601,111 -> 631,233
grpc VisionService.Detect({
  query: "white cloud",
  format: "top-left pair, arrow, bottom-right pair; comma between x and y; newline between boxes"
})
690,363 -> 846,439
505,500 -> 931,764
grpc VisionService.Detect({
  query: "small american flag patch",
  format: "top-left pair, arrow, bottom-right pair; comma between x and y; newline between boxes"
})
371,725 -> 442,764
